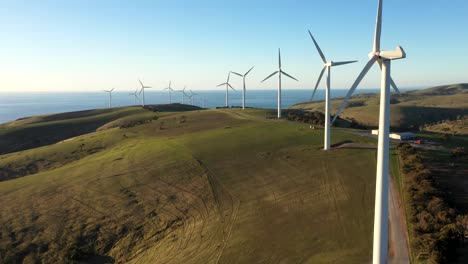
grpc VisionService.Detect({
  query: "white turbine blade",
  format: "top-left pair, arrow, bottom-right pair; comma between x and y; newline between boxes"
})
244,66 -> 255,76
373,0 -> 383,53
389,77 -> 400,94
332,55 -> 378,124
278,49 -> 282,69
281,71 -> 298,81
231,71 -> 243,77
104,90 -> 110,92
139,79 -> 144,88
308,30 -> 327,64
139,88 -> 143,94
261,71 -> 279,83
217,83 -> 227,87
332,60 -> 358,66
228,83 -> 236,91
227,72 -> 231,82
311,66 -> 326,100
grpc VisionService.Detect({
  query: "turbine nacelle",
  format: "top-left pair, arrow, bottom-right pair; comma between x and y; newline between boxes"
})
369,46 -> 406,60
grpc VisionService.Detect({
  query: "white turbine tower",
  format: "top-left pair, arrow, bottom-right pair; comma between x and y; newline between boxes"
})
217,72 -> 236,107
163,81 -> 175,104
308,31 -> 357,150
261,49 -> 298,118
231,66 -> 254,110
129,89 -> 140,105
332,0 -> 406,263
104,88 -> 115,108
138,79 -> 152,107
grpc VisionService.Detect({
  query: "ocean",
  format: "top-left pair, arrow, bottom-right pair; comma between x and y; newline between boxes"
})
0,88 -> 390,124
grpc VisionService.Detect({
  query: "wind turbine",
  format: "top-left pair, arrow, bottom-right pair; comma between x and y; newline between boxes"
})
231,66 -> 254,110
189,89 -> 197,105
163,81 -> 175,104
104,88 -> 115,108
177,86 -> 188,104
129,89 -> 140,105
138,79 -> 152,107
308,31 -> 357,150
261,49 -> 298,118
216,72 -> 236,107
333,1 -> 406,263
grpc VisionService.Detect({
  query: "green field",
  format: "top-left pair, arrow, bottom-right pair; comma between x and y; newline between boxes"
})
0,106 -> 378,263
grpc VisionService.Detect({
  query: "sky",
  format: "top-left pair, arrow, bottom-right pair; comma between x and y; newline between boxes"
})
0,0 -> 467,92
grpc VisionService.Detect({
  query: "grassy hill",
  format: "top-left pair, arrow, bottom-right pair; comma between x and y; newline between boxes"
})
291,83 -> 468,130
0,106 -> 378,263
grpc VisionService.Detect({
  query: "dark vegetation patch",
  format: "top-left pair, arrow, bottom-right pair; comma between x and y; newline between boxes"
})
286,110 -> 325,125
398,143 -> 468,263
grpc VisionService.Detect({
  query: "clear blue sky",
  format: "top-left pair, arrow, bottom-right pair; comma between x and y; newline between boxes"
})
0,0 -> 467,91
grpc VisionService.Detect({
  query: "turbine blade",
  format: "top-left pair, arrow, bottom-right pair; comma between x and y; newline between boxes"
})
278,49 -> 282,69
373,0 -> 382,53
308,30 -> 327,63
231,71 -> 243,77
228,84 -> 236,91
139,88 -> 144,94
110,88 -> 115,92
245,66 -> 255,76
139,79 -> 144,88
227,72 -> 231,82
311,66 -> 326,100
261,71 -> 279,83
332,60 -> 358,66
217,83 -> 227,87
332,55 -> 378,124
281,71 -> 298,81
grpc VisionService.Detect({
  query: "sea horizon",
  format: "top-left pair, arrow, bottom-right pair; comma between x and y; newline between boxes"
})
0,88 -> 420,124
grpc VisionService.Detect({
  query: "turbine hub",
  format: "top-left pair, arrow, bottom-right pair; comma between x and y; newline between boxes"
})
379,46 -> 406,60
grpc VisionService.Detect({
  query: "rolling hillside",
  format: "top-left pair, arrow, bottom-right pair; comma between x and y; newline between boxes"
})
0,107 -> 378,263
291,83 -> 468,130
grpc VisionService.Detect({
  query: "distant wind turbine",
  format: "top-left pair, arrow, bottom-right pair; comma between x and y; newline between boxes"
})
138,80 -> 151,107
163,81 -> 175,104
231,66 -> 254,110
129,89 -> 140,105
308,31 -> 357,150
333,0 -> 406,263
189,89 -> 197,105
217,72 -> 236,107
104,88 -> 115,108
261,49 -> 298,118
177,86 -> 188,104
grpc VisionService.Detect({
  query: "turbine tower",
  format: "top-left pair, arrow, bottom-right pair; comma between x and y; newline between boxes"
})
104,88 -> 115,108
163,81 -> 175,104
261,49 -> 298,118
308,31 -> 356,150
231,66 -> 254,110
217,72 -> 236,107
189,89 -> 197,105
332,1 -> 406,263
138,80 -> 152,107
129,89 -> 140,105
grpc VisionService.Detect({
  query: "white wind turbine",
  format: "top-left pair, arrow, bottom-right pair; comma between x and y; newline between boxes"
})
332,0 -> 406,263
177,86 -> 188,104
104,88 -> 115,108
163,81 -> 175,104
231,66 -> 254,110
189,89 -> 197,105
217,72 -> 236,107
138,79 -> 152,107
261,49 -> 298,118
129,89 -> 140,105
308,31 -> 357,150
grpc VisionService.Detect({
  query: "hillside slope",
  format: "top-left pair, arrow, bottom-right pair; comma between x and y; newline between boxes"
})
0,108 -> 377,263
291,83 -> 468,130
